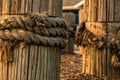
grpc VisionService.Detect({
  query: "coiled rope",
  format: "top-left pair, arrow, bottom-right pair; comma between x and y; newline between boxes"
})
0,13 -> 67,62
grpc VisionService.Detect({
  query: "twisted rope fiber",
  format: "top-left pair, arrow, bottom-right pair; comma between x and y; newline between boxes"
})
0,13 -> 67,48
76,22 -> 120,67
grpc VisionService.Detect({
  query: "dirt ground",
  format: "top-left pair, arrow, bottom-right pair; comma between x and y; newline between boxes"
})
60,52 -> 82,80
60,52 -> 111,80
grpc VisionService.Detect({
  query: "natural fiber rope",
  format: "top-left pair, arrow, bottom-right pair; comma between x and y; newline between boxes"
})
0,13 -> 67,62
111,54 -> 120,67
76,22 -> 120,67
0,13 -> 67,48
75,22 -> 106,49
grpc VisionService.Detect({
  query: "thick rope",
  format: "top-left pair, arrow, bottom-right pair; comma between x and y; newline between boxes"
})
111,54 -> 120,67
0,13 -> 67,62
0,13 -> 67,48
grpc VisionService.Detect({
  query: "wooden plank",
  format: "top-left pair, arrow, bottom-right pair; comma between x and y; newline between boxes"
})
84,0 -> 89,21
58,0 -> 62,17
82,48 -> 85,74
54,0 -> 62,17
0,62 -> 2,80
13,48 -> 19,80
28,45 -> 33,80
49,47 -> 54,79
25,0 -> 33,13
10,0 -> 21,14
2,0 -> 11,14
98,0 -> 102,21
43,47 -> 47,80
56,48 -> 60,80
17,0 -> 21,13
107,41 -> 111,78
48,0 -> 54,16
46,47 -> 49,80
17,47 -> 22,80
92,0 -> 98,21
20,46 -> 26,80
24,46 -> 29,80
86,22 -> 107,37
40,0 -> 48,13
99,50 -> 102,77
62,12 -> 75,27
36,46 -> 41,80
0,0 -> 2,15
107,0 -> 114,21
86,47 -> 90,74
40,46 -> 44,80
2,48 -> 8,80
102,0 -> 107,21
114,0 -> 120,21
32,0 -> 40,13
48,0 -> 62,17
79,9 -> 86,23
21,0 -> 26,14
0,48 -> 3,80
91,48 -> 95,75
2,62 -> 8,80
30,46 -> 38,80
67,38 -> 74,54
88,0 -> 91,21
97,0 -> 107,21
96,49 -> 99,76
11,51 -> 15,80
102,49 -> 107,76
8,62 -> 12,80
51,47 -> 56,80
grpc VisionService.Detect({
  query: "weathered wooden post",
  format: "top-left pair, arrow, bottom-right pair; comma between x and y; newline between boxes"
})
0,0 -> 66,80
76,0 -> 120,79
62,12 -> 75,54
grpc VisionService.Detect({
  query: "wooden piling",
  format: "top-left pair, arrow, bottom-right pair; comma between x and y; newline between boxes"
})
0,0 -> 65,80
76,0 -> 120,79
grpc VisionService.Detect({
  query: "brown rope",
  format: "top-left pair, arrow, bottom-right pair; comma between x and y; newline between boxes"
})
0,14 -> 67,48
0,13 -> 67,62
111,54 -> 120,67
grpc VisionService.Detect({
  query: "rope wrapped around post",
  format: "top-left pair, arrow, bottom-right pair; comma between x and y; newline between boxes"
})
76,22 -> 120,68
0,13 -> 67,62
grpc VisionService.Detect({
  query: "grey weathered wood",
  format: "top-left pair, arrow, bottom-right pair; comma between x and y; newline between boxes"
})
0,0 -> 63,80
0,45 -> 61,80
62,12 -> 75,54
1,0 -> 62,17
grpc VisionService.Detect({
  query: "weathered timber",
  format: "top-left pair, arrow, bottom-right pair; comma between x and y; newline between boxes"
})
0,0 -> 62,17
83,0 -> 120,22
0,46 -> 61,80
0,0 -> 65,80
62,12 -> 75,54
77,0 -> 120,78
0,14 -> 66,80
76,21 -> 120,78
79,9 -> 86,23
